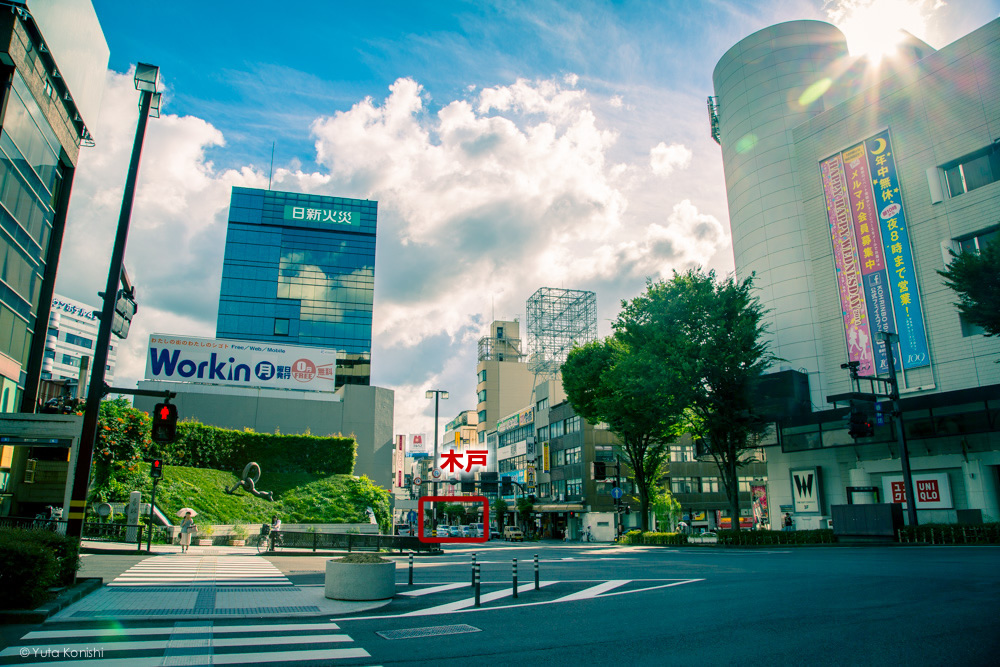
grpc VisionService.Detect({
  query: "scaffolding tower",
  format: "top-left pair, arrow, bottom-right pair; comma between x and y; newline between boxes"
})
526,287 -> 597,376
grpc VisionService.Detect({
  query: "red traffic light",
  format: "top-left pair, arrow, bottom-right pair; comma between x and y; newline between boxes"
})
151,402 -> 178,443
150,458 -> 163,479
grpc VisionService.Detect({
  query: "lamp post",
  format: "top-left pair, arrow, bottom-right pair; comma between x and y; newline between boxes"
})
425,389 -> 448,530
66,64 -> 161,541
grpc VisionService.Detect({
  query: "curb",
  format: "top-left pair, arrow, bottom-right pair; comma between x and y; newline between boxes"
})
0,578 -> 103,625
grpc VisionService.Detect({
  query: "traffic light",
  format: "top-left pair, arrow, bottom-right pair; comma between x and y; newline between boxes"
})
848,406 -> 874,438
150,459 -> 163,479
528,494 -> 536,503
481,472 -> 498,493
461,480 -> 475,493
501,476 -> 513,495
624,505 -> 631,515
593,461 -> 606,481
152,402 -> 178,443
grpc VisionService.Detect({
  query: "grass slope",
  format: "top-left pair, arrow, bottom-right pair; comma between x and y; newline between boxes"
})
144,463 -> 383,526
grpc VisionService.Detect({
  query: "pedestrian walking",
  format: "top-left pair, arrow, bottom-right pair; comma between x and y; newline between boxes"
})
179,511 -> 196,553
783,513 -> 793,532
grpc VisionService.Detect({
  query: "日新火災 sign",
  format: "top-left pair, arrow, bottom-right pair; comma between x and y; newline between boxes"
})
283,205 -> 360,228
145,334 -> 337,391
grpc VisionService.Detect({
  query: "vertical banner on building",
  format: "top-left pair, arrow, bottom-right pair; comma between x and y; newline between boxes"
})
750,484 -> 769,525
820,129 -> 930,374
542,443 -> 550,473
821,154 -> 876,376
395,435 -> 405,487
865,129 -> 929,369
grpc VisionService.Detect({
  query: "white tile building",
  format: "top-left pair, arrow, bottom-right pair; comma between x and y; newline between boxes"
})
43,294 -> 117,389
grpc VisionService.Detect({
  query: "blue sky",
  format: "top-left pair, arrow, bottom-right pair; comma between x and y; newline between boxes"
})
61,0 -> 1000,437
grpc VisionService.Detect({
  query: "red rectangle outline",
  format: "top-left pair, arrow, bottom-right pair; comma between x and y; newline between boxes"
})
418,495 -> 489,543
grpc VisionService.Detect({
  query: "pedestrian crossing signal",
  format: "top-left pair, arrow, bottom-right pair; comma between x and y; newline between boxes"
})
150,459 -> 163,479
152,403 -> 178,443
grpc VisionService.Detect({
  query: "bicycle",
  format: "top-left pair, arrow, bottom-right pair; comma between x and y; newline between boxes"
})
256,528 -> 282,554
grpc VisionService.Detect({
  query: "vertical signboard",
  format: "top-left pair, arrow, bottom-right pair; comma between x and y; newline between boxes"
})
790,468 -> 823,514
820,129 -> 930,374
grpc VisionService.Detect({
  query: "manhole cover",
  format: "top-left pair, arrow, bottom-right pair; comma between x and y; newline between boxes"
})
377,624 -> 482,640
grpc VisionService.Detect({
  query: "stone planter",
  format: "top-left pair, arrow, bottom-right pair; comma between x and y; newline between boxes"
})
325,559 -> 395,600
197,539 -> 213,546
229,539 -> 245,547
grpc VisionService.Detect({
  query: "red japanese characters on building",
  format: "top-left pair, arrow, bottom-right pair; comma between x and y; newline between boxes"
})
438,449 -> 488,473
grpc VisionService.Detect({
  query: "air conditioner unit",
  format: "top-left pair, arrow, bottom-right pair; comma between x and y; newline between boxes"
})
24,459 -> 37,483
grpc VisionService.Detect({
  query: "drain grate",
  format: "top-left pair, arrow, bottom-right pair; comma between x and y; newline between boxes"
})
377,624 -> 482,640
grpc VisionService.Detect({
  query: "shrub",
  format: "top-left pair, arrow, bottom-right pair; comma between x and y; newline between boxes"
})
618,530 -> 687,545
0,529 -> 60,608
897,522 -> 1000,544
20,529 -> 81,585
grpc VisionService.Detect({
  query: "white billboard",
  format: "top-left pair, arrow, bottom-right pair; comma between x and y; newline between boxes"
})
145,334 -> 337,392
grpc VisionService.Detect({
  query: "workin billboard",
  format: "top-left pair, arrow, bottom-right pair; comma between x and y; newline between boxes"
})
819,129 -> 930,374
145,334 -> 337,391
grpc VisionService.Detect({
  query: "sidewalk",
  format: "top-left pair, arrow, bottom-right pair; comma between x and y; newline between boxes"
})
56,548 -> 391,623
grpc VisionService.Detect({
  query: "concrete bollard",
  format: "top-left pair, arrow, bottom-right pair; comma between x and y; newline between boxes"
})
408,552 -> 413,586
512,558 -> 518,599
474,563 -> 481,607
534,553 -> 539,590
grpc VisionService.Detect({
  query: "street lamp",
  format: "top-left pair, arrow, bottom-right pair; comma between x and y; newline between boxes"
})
426,389 -> 448,529
66,63 -> 161,541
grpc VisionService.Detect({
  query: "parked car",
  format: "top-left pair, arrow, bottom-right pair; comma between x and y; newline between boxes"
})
503,526 -> 524,542
435,526 -> 451,537
396,524 -> 412,536
471,523 -> 484,537
448,525 -> 463,537
490,526 -> 501,539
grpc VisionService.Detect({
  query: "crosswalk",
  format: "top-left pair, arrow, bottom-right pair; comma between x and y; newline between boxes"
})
109,555 -> 291,586
0,620 -> 370,665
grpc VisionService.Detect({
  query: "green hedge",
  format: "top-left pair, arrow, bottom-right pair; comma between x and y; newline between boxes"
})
619,530 -> 687,545
715,529 -> 835,546
147,422 -> 356,475
897,522 -> 1000,545
0,528 -> 81,609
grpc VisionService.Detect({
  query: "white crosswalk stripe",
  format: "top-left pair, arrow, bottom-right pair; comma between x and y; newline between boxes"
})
108,555 -> 292,587
0,620 -> 371,665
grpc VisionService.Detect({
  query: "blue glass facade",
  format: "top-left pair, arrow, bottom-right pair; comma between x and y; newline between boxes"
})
216,187 -> 376,386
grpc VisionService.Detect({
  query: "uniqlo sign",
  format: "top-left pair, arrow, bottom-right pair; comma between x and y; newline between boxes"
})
883,473 -> 952,509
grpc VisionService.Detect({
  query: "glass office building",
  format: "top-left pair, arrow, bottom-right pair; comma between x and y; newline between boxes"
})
216,187 -> 377,386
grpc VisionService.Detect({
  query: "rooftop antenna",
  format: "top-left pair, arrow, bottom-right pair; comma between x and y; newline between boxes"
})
267,141 -> 275,190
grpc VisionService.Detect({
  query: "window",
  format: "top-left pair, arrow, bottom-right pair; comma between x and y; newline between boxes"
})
477,389 -> 487,403
478,369 -> 486,383
274,318 -> 289,335
700,477 -> 720,493
595,445 -> 614,462
64,333 -> 93,348
944,143 -> 1000,197
496,326 -> 504,339
670,477 -> 696,494
537,425 -> 548,441
539,482 -> 550,498
60,354 -> 79,367
738,477 -> 754,493
478,431 -> 485,443
536,397 -> 549,412
566,415 -> 581,433
670,445 -> 696,462
478,410 -> 487,423
564,446 -> 582,464
550,420 -> 565,438
553,479 -> 566,499
555,449 -> 565,466
566,478 -> 583,497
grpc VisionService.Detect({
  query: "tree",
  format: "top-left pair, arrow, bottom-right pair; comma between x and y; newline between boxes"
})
88,397 -> 153,503
938,240 -> 1000,337
651,484 -> 682,532
563,284 -> 695,531
516,497 -> 534,534
494,498 -> 509,534
669,269 -> 775,532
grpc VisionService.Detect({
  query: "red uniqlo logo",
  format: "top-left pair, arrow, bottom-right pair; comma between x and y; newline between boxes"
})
891,481 -> 906,503
917,480 -> 940,502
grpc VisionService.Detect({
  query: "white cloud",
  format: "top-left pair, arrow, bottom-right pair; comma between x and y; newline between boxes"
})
650,141 -> 693,177
609,95 -> 624,108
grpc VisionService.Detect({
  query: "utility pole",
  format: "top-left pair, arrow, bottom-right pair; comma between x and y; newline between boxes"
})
880,332 -> 918,528
425,389 -> 448,532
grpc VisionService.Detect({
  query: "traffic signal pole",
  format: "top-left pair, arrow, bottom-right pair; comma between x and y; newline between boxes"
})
881,332 -> 918,528
66,87 -> 155,541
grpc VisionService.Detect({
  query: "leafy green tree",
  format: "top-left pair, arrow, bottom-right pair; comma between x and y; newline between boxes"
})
88,397 -> 153,503
669,269 -> 775,531
938,240 -> 1000,337
494,498 -> 509,534
516,497 -> 534,533
651,484 -> 682,532
563,283 -> 694,531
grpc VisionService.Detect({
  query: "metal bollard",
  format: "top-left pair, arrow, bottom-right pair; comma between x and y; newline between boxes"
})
408,552 -> 413,586
471,553 -> 477,587
512,558 -> 518,598
534,553 -> 539,590
474,563 -> 481,607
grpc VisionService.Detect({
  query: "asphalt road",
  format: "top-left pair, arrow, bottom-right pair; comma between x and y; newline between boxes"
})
4,542 -> 998,665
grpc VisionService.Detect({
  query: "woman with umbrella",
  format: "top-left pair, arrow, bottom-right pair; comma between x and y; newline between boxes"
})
177,508 -> 197,553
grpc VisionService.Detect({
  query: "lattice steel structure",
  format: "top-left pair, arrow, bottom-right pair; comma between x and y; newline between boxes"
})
526,287 -> 597,375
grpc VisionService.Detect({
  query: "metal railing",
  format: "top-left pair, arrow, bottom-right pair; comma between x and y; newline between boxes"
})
0,516 -> 150,548
273,530 -> 436,553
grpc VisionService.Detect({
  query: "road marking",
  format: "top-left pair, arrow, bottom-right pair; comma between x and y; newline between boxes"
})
21,622 -> 342,640
211,648 -> 370,663
108,555 -> 292,587
401,581 -> 558,616
553,580 -> 629,602
398,582 -> 470,596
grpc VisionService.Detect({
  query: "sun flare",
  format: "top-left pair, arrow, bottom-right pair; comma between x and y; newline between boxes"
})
828,0 -> 937,62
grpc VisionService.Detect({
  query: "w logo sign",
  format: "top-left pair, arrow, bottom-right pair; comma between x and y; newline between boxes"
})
794,473 -> 814,498
792,469 -> 821,512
